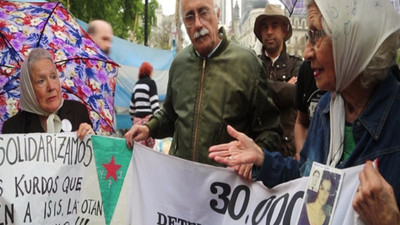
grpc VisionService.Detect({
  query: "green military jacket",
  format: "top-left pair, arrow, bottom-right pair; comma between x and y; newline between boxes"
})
147,28 -> 282,166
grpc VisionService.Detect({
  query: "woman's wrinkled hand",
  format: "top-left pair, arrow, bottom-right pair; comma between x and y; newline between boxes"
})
77,123 -> 94,140
352,160 -> 400,225
209,125 -> 264,171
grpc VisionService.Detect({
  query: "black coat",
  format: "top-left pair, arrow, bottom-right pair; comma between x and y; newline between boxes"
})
2,100 -> 92,134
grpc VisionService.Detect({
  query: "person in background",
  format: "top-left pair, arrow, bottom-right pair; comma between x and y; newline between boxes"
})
129,62 -> 159,148
2,48 -> 93,140
294,61 -> 326,159
88,19 -> 113,55
253,3 -> 303,157
209,0 -> 400,224
125,0 -> 282,171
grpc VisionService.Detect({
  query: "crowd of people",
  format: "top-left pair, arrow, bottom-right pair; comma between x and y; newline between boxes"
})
3,0 -> 400,224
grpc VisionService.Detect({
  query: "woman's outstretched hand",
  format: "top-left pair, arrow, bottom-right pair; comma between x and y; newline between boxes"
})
209,125 -> 265,180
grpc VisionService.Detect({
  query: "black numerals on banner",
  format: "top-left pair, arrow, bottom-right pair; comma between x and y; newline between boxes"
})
229,185 -> 250,220
210,182 -> 230,214
0,179 -> 3,196
209,182 -> 250,220
209,182 -> 304,224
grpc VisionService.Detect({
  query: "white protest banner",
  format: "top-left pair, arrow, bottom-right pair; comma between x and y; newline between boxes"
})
0,133 -> 364,225
129,142 -> 363,225
0,133 -> 105,224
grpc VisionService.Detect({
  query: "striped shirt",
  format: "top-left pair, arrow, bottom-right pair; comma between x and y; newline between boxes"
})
129,76 -> 160,118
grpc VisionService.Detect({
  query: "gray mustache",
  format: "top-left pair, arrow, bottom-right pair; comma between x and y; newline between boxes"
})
194,28 -> 210,39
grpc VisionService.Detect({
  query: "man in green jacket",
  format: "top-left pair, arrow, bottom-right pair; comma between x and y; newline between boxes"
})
125,0 -> 282,167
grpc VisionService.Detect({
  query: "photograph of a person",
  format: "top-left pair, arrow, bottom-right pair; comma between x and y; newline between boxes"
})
298,169 -> 342,225
308,169 -> 321,192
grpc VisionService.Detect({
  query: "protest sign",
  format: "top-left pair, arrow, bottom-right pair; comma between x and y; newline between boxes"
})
128,142 -> 362,225
0,133 -> 104,224
0,134 -> 363,225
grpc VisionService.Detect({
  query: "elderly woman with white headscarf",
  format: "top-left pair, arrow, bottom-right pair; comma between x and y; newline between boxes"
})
2,48 -> 93,140
208,0 -> 400,224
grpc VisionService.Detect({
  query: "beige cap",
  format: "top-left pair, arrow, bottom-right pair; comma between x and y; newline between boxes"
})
253,4 -> 292,42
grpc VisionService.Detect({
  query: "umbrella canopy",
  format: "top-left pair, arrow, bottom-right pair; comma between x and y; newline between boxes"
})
279,0 -> 306,16
280,0 -> 400,16
0,1 -> 119,134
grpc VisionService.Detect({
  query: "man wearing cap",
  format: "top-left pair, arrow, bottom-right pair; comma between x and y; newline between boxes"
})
254,4 -> 303,157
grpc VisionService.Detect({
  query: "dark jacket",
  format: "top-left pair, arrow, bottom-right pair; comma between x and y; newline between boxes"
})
146,27 -> 282,166
2,100 -> 92,133
258,44 -> 303,157
258,72 -> 400,210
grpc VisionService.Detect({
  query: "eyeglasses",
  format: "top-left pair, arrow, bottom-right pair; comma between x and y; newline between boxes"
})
183,9 -> 212,28
305,29 -> 326,46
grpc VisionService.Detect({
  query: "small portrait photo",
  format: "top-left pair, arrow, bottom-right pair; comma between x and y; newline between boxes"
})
308,168 -> 321,192
297,163 -> 343,225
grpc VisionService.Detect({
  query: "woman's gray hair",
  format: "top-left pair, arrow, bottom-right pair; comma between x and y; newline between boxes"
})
306,0 -> 400,89
360,30 -> 400,88
19,47 -> 59,116
27,48 -> 55,75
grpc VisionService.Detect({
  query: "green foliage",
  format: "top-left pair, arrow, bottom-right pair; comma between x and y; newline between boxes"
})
51,0 -> 158,44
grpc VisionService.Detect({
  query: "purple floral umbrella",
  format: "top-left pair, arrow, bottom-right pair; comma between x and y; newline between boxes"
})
280,0 -> 400,16
0,1 -> 119,134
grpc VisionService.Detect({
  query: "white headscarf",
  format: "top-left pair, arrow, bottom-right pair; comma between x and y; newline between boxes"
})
307,0 -> 400,166
19,49 -> 64,133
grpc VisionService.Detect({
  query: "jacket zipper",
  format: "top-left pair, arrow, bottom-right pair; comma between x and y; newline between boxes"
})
193,59 -> 206,161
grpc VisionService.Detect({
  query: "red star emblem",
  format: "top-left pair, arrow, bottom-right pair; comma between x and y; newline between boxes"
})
103,156 -> 121,182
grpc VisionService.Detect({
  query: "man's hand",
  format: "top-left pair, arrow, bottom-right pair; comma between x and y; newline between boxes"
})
287,76 -> 297,84
124,125 -> 150,149
233,164 -> 253,182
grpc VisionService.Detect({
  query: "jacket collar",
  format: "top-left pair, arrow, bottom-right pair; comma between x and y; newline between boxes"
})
211,27 -> 229,58
359,73 -> 399,140
322,72 -> 399,140
260,44 -> 290,68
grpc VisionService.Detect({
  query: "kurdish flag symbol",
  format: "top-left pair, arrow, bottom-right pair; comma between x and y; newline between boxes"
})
92,136 -> 132,225
103,156 -> 122,181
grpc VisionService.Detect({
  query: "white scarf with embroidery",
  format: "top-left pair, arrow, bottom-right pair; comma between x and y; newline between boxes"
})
307,0 -> 400,166
19,58 -> 64,133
